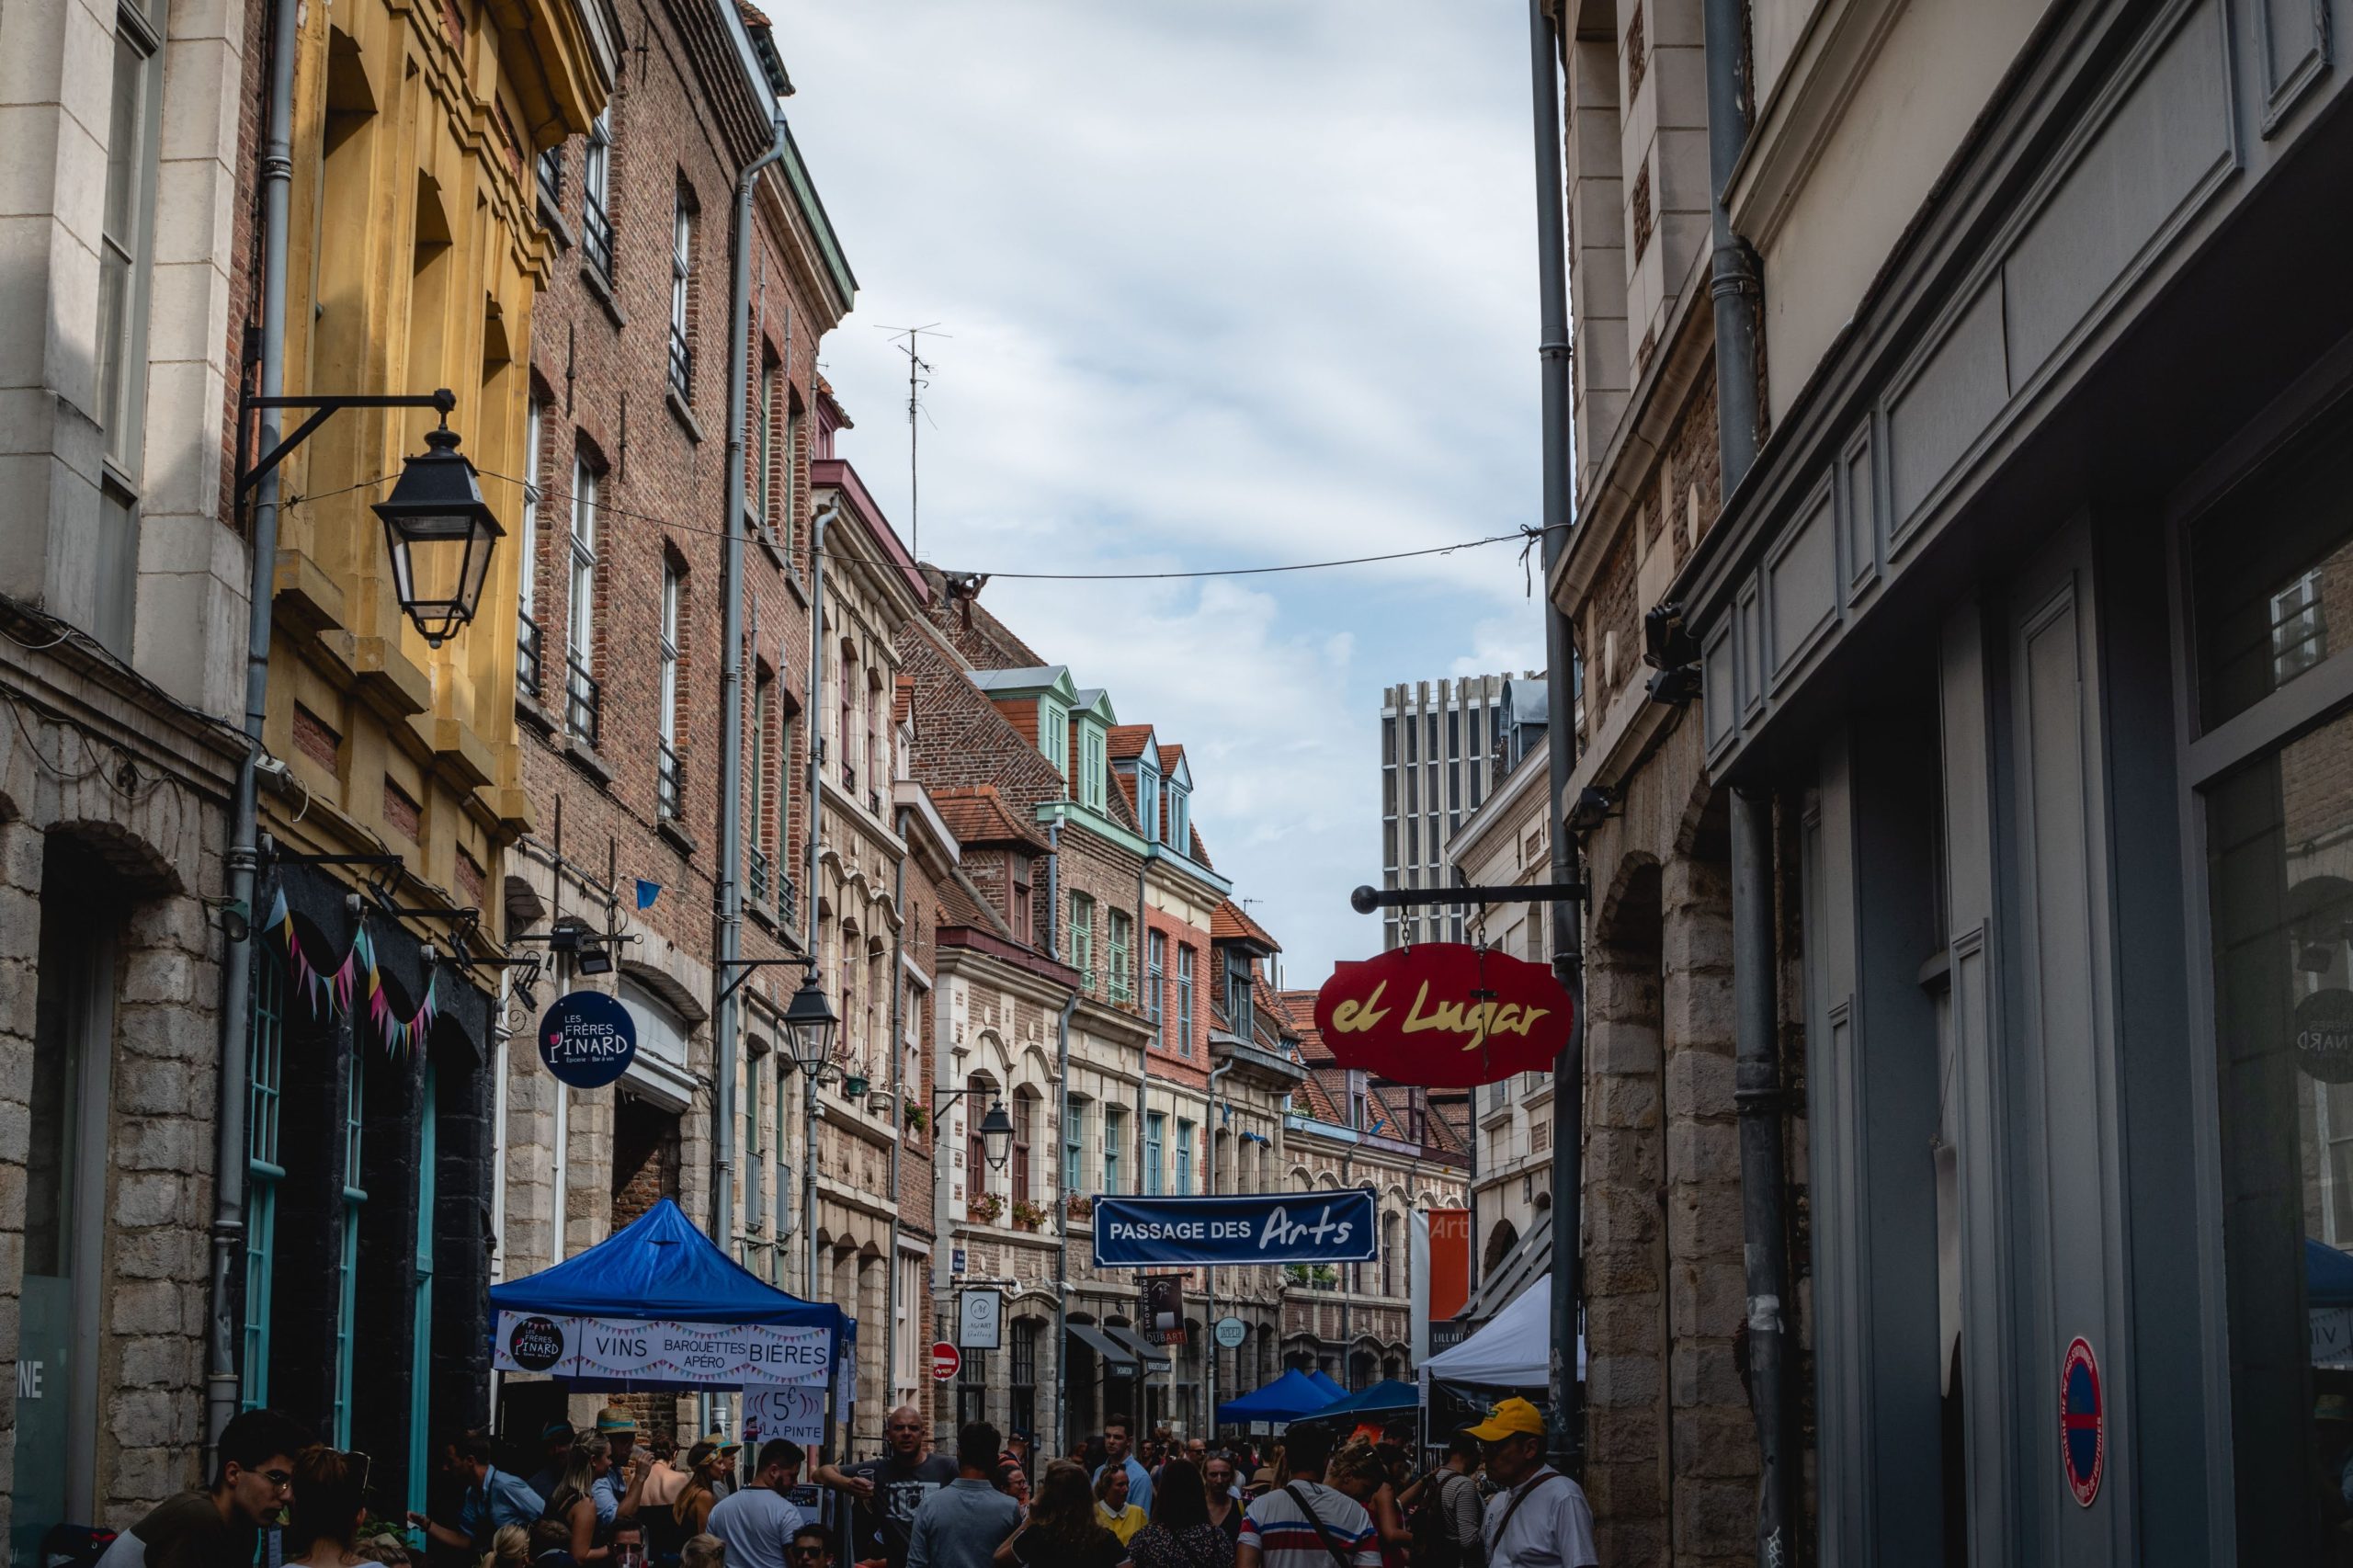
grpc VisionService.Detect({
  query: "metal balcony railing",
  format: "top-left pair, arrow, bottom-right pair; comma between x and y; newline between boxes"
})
748,844 -> 772,904
517,619 -> 542,703
668,324 -> 692,403
536,148 -> 562,215
565,653 -> 600,747
658,739 -> 683,819
583,190 -> 614,282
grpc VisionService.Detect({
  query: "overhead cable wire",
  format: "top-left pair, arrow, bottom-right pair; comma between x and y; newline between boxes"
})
472,466 -> 1563,584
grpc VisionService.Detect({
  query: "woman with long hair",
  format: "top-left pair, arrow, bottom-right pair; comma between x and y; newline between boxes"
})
1092,1463 -> 1147,1547
1328,1442 -> 1407,1568
543,1436 -> 616,1564
667,1444 -> 728,1543
286,1447 -> 386,1568
1123,1460 -> 1228,1568
997,1460 -> 1127,1568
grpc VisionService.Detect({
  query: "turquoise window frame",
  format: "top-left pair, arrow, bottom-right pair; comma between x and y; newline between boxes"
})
1176,1119 -> 1193,1195
1108,911 -> 1132,1005
334,1063 -> 365,1446
1176,945 -> 1196,1058
1138,767 -> 1160,839
241,951 -> 286,1411
1105,1109 -> 1124,1195
1146,933 -> 1165,1048
408,1066 -> 437,1516
1063,1104 -> 1083,1191
1145,1112 -> 1165,1195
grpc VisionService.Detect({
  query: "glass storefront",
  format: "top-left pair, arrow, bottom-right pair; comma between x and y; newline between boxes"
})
2200,403 -> 2353,1564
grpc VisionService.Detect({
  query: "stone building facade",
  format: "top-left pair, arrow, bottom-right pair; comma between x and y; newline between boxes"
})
0,0 -> 272,1538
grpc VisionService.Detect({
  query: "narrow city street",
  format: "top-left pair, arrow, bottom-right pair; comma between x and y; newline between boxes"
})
5,0 -> 2353,1565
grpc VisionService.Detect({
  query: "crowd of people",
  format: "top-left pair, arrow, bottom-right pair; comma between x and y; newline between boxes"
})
93,1398 -> 1595,1568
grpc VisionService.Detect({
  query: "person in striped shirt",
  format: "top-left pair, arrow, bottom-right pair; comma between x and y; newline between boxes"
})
1235,1426 -> 1381,1568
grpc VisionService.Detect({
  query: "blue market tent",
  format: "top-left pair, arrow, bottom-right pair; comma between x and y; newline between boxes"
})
2313,1238 -> 2353,1309
490,1199 -> 850,1339
1307,1369 -> 1347,1401
1300,1379 -> 1417,1421
1217,1368 -> 1337,1424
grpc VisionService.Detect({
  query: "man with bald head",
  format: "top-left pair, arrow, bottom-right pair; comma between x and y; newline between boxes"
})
818,1406 -> 956,1568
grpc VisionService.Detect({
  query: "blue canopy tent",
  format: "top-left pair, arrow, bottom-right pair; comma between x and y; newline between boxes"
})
1297,1379 -> 1417,1422
488,1199 -> 852,1390
1216,1368 -> 1337,1424
2313,1238 -> 2353,1310
1307,1369 -> 1347,1401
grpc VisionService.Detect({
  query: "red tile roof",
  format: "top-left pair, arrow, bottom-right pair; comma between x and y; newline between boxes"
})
1296,1069 -> 1343,1123
1188,825 -> 1214,869
938,870 -> 1012,939
1157,743 -> 1186,772
1211,899 -> 1281,951
925,785 -> 1049,851
1108,724 -> 1156,761
1275,989 -> 1333,1064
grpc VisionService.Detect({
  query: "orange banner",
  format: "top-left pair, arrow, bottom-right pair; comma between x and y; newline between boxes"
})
1428,1207 -> 1471,1324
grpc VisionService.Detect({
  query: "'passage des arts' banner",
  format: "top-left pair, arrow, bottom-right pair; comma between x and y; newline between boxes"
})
491,1311 -> 834,1386
1091,1191 -> 1379,1267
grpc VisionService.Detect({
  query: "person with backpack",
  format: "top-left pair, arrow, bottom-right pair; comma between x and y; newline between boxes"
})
1460,1403 -> 1595,1568
1400,1434 -> 1484,1568
1234,1424 -> 1380,1568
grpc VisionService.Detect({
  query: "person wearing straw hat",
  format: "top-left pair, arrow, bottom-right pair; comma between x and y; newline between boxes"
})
1461,1402 -> 1594,1568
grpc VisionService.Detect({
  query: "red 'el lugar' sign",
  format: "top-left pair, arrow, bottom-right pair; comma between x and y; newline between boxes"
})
1312,943 -> 1574,1088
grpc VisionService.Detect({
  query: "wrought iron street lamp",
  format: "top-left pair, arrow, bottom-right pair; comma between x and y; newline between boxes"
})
372,425 -> 503,646
782,965 -> 840,1074
235,386 -> 503,646
976,1098 -> 1016,1172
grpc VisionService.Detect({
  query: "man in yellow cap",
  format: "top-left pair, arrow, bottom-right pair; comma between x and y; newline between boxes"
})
1461,1400 -> 1596,1568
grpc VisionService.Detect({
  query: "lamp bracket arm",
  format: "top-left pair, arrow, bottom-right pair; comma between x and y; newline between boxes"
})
235,389 -> 457,503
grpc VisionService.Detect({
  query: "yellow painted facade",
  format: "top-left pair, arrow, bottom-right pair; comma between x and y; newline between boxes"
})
264,0 -> 609,929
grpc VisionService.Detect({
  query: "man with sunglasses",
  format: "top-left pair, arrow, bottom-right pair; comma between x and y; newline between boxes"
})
788,1523 -> 835,1568
96,1408 -> 311,1568
817,1406 -> 955,1568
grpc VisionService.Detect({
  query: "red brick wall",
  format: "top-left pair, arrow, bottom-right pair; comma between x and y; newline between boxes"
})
517,0 -> 835,975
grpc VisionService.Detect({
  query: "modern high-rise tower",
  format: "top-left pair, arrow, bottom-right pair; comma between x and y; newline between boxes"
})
1377,674 -> 1543,948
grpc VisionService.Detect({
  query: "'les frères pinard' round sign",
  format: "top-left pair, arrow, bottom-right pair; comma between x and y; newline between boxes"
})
540,990 -> 638,1089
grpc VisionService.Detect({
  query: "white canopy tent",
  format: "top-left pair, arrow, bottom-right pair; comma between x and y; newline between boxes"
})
1418,1275 -> 1584,1399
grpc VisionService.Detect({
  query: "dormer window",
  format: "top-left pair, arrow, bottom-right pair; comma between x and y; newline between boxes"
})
1008,855 -> 1033,944
1138,765 -> 1161,840
1079,723 -> 1108,812
1040,700 -> 1068,778
1167,784 -> 1190,851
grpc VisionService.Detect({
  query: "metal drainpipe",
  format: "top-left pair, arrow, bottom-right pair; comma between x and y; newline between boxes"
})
1704,0 -> 1764,487
1132,859 -> 1151,1415
887,820 -> 906,1412
1204,1056 -> 1234,1434
1527,0 -> 1589,1475
1733,790 -> 1797,1562
1051,985 -> 1076,1459
204,0 -> 300,1459
717,115 -> 794,1261
801,494 -> 839,1296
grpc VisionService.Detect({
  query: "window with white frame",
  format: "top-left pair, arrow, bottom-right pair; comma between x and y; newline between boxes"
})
668,187 -> 694,401
565,456 -> 600,744
1069,892 -> 1095,986
657,563 -> 682,818
1063,1102 -> 1084,1191
582,112 -> 613,279
93,0 -> 166,652
1108,910 -> 1132,1005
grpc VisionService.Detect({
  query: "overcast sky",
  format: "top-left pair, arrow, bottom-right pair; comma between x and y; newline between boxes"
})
785,4 -> 1548,980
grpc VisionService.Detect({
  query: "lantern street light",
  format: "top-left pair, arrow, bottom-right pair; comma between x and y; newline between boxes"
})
782,965 -> 840,1074
234,387 -> 504,646
372,425 -> 504,646
976,1098 -> 1016,1172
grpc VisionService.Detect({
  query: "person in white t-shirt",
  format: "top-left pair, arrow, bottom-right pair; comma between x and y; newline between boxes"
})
708,1439 -> 811,1568
1463,1401 -> 1597,1568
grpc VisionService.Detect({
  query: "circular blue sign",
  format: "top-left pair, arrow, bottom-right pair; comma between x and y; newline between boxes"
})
539,990 -> 637,1088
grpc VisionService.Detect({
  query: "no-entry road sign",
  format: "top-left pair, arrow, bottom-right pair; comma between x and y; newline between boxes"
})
931,1341 -> 961,1382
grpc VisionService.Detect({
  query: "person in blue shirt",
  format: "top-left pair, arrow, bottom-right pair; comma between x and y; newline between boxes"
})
1091,1417 -> 1152,1516
412,1436 -> 547,1551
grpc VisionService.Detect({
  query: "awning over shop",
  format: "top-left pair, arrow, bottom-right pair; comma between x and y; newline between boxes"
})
1419,1272 -> 1580,1390
1217,1368 -> 1336,1424
1105,1324 -> 1173,1368
1460,1222 -> 1550,1324
1066,1322 -> 1139,1372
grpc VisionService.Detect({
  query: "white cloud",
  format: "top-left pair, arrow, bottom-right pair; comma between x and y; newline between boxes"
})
785,1 -> 1547,975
